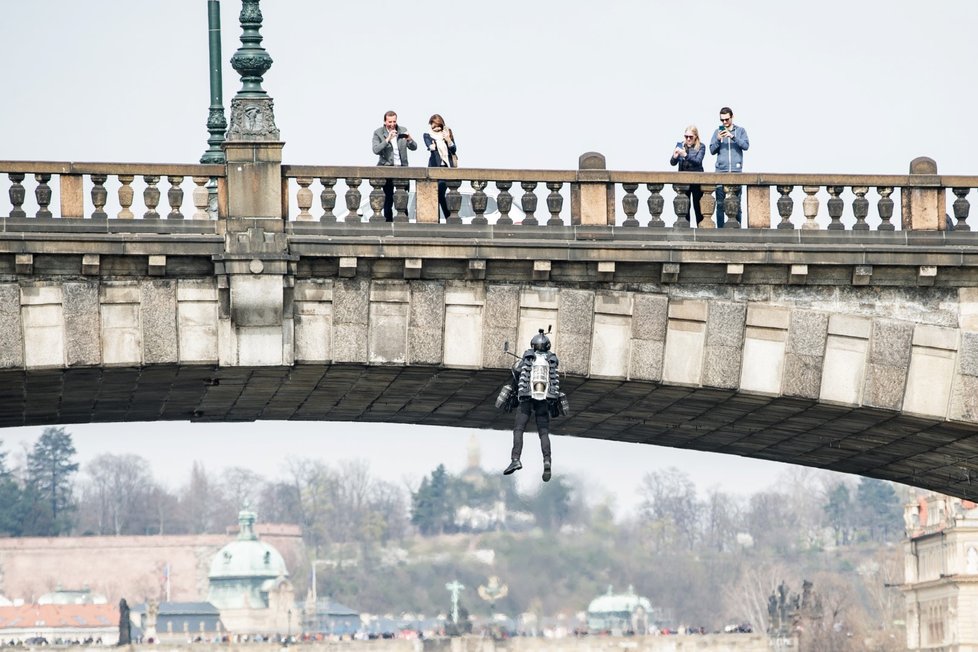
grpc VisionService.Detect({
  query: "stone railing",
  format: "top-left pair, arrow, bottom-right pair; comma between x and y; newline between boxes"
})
0,161 -> 226,228
282,155 -> 977,232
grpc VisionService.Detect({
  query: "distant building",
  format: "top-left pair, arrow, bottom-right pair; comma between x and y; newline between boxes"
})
207,507 -> 295,635
37,587 -> 107,605
903,492 -> 978,651
132,601 -> 223,642
586,585 -> 655,635
0,603 -> 118,644
303,598 -> 361,636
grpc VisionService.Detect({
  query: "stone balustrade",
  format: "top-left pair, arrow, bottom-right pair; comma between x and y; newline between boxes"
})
2,158 -> 973,233
281,156 -> 976,231
0,162 -> 226,228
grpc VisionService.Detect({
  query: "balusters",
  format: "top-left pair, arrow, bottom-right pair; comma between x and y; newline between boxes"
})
393,180 -> 410,222
496,181 -> 514,225
520,182 -> 538,225
621,183 -> 639,227
344,178 -> 362,223
851,186 -> 869,231
670,184 -> 689,229
35,174 -> 53,219
801,186 -> 820,230
546,182 -> 563,226
118,175 -> 135,219
471,180 -> 489,225
722,185 -> 740,228
952,188 -> 971,231
166,176 -> 184,219
775,185 -> 794,229
826,186 -> 844,230
295,177 -> 314,221
445,180 -> 463,224
698,185 -> 717,228
143,176 -> 161,219
876,187 -> 894,231
192,177 -> 211,219
367,179 -> 386,222
647,183 -> 665,228
8,173 -> 26,218
319,177 -> 337,223
90,174 -> 109,220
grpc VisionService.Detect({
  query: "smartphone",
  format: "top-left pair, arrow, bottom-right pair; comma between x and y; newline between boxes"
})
397,133 -> 409,139
676,141 -> 684,149
718,125 -> 726,132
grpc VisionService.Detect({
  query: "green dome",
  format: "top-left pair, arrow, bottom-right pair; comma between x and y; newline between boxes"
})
207,508 -> 289,610
208,508 -> 289,580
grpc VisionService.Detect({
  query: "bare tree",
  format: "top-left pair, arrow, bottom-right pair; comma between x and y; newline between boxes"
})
79,453 -> 154,535
639,467 -> 701,550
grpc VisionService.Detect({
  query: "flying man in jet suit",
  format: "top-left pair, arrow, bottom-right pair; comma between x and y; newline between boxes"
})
496,329 -> 568,482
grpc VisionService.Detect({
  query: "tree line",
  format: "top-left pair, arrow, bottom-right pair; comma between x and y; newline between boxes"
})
2,427 -> 907,651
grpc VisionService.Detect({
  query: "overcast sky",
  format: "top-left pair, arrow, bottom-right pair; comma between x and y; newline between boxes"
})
1,1 -> 972,515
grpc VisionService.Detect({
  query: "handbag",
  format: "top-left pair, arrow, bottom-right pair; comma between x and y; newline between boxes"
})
449,153 -> 458,168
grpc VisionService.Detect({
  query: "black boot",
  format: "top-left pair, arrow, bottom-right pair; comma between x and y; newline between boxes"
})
503,459 -> 522,475
542,459 -> 552,482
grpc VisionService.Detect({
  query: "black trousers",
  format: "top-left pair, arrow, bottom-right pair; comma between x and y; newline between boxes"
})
511,399 -> 551,461
383,179 -> 394,221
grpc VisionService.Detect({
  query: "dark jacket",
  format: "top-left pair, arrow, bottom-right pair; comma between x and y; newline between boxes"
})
422,133 -> 457,168
670,143 -> 706,172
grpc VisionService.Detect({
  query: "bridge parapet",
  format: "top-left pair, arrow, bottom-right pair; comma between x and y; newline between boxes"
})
0,161 -> 226,229
280,158 -> 975,232
3,159 -> 976,233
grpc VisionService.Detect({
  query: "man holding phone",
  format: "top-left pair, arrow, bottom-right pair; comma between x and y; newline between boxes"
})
709,107 -> 750,227
372,110 -> 417,221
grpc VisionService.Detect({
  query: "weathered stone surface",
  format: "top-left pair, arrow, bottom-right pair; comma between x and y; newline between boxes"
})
63,283 -> 100,367
559,289 -> 595,376
863,363 -> 907,411
703,301 -> 747,389
590,313 -> 630,378
870,319 -> 913,368
407,281 -> 445,365
950,374 -> 978,422
332,279 -> 370,363
959,331 -> 978,377
783,353 -> 822,399
904,345 -> 955,418
0,284 -> 24,368
141,280 -> 178,364
631,294 -> 668,342
482,285 -> 520,369
629,339 -> 665,382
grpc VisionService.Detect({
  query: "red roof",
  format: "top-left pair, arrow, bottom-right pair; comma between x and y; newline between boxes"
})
0,604 -> 118,629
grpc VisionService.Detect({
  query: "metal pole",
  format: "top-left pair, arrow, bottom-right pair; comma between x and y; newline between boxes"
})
200,0 -> 227,164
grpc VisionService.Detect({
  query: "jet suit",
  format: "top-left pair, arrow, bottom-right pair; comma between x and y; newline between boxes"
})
496,329 -> 567,482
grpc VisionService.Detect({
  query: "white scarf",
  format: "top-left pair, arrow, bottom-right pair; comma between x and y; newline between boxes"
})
427,127 -> 451,167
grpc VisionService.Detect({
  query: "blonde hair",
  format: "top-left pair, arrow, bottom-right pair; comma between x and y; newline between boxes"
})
684,125 -> 702,150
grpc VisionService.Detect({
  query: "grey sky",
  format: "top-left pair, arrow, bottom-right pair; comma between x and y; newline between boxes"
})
1,1 -> 973,513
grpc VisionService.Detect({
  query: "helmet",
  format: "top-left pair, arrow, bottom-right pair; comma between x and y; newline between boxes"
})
530,329 -> 551,352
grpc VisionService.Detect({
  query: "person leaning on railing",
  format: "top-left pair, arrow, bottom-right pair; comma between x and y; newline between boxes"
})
670,125 -> 706,225
423,113 -> 457,221
371,110 -> 417,221
709,106 -> 750,227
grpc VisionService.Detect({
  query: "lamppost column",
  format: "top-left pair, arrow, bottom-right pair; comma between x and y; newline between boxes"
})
200,0 -> 227,164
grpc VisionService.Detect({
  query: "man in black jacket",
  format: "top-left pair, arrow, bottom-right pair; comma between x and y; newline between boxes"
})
499,330 -> 562,482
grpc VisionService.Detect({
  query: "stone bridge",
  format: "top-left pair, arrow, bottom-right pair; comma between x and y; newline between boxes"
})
3,0 -> 978,499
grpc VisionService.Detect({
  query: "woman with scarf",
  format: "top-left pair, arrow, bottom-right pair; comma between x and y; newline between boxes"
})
423,114 -> 457,221
670,125 -> 706,225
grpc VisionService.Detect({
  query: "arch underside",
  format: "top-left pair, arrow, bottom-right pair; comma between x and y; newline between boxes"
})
2,364 -> 976,499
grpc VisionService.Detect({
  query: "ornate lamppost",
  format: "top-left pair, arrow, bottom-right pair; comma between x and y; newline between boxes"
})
226,0 -> 279,142
200,0 -> 227,164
